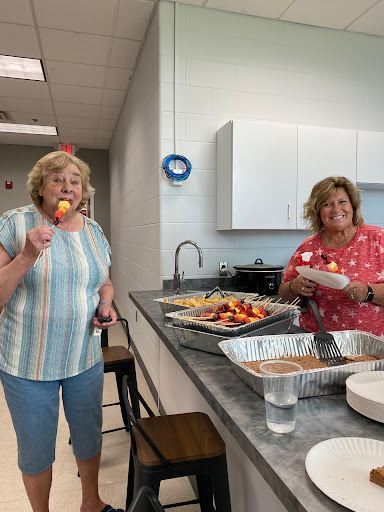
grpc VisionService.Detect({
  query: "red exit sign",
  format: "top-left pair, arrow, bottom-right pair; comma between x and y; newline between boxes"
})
59,144 -> 75,154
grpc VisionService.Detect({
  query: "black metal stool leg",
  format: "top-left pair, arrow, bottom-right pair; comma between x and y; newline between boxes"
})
127,360 -> 140,419
196,474 -> 214,512
116,372 -> 129,428
126,450 -> 135,512
210,455 -> 232,512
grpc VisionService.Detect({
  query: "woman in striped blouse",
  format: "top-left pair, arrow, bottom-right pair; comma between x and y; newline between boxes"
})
0,152 -> 123,512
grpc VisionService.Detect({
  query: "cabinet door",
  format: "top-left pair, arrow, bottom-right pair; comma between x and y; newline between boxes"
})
357,130 -> 384,185
297,126 -> 356,229
231,121 -> 297,229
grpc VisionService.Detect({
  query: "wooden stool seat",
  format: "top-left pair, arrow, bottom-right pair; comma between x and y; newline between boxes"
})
135,412 -> 225,466
102,345 -> 134,365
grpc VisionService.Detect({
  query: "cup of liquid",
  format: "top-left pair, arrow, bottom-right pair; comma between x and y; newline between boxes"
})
259,360 -> 302,434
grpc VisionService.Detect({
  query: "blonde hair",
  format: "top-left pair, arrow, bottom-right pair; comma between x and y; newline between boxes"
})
27,151 -> 95,210
303,176 -> 364,234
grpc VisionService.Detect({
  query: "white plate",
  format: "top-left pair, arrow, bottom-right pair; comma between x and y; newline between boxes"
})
305,437 -> 384,512
296,266 -> 350,290
346,372 -> 384,423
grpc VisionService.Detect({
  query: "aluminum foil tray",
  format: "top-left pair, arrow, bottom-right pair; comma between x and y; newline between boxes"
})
155,291 -> 256,315
165,315 -> 297,355
218,331 -> 384,398
166,302 -> 300,338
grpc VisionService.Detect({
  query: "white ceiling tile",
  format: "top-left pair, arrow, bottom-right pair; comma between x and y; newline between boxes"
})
96,129 -> 114,139
10,112 -> 56,125
51,84 -> 103,105
0,23 -> 41,58
102,89 -> 126,107
348,1 -> 384,36
59,127 -> 97,138
39,28 -> 110,66
60,135 -> 96,146
2,97 -> 54,114
93,138 -> 111,149
45,60 -> 107,88
105,67 -> 132,90
0,0 -> 34,24
0,78 -> 50,100
54,102 -> 100,118
57,116 -> 99,129
99,105 -> 121,119
115,0 -> 156,40
281,0 -> 379,29
205,0 -> 293,17
34,0 -> 119,35
110,38 -> 141,68
168,0 -> 206,5
97,118 -> 117,130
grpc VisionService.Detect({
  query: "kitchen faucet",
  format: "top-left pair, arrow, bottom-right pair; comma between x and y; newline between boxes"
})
174,240 -> 203,295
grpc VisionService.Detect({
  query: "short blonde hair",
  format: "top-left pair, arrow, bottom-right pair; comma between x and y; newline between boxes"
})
303,176 -> 364,233
27,151 -> 95,210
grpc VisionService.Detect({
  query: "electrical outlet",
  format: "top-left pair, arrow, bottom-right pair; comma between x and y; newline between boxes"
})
219,261 -> 228,276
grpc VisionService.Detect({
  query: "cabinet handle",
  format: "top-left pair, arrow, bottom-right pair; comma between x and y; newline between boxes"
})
288,204 -> 291,219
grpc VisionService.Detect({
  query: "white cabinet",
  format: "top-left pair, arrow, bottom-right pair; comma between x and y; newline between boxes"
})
357,130 -> 384,187
217,120 -> 298,230
296,126 -> 357,229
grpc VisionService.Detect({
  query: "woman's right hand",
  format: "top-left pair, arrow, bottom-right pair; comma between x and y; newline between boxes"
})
290,276 -> 316,297
21,225 -> 55,260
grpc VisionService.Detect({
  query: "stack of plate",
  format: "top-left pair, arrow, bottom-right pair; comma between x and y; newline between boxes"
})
346,371 -> 384,423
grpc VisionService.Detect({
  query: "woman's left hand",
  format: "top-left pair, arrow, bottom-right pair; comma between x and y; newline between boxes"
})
343,281 -> 368,302
93,303 -> 117,329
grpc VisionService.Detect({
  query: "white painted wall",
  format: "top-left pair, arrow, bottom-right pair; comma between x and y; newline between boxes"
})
110,1 -> 384,314
109,4 -> 162,319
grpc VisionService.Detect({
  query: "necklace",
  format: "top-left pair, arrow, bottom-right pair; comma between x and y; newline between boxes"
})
323,225 -> 353,249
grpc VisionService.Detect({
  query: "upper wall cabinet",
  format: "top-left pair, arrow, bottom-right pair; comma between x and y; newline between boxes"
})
217,121 -> 297,230
357,131 -> 384,188
296,126 -> 357,229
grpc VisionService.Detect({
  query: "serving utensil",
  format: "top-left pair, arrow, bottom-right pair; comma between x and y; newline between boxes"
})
309,300 -> 346,366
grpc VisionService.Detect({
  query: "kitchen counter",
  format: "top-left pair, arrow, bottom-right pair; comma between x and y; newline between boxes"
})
129,290 -> 384,512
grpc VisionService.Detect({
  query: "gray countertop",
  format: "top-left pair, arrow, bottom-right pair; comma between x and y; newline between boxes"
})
129,290 -> 384,512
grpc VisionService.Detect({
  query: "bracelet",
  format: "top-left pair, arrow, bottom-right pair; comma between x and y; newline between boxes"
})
288,280 -> 297,298
98,302 -> 111,308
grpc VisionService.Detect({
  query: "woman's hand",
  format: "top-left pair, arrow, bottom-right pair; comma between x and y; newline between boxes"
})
343,281 -> 368,302
93,303 -> 117,329
290,276 -> 316,297
21,225 -> 55,260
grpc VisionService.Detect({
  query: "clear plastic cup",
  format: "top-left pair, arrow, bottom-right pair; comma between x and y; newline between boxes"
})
260,360 -> 302,434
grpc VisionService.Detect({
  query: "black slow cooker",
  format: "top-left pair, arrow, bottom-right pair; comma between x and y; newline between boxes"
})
232,258 -> 284,295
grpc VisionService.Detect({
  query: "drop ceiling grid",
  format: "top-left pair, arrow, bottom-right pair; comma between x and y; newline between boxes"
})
1,0 -> 384,148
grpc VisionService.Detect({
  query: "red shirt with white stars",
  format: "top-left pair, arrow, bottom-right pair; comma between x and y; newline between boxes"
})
282,224 -> 384,338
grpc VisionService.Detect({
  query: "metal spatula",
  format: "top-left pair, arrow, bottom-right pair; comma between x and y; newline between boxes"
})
309,300 -> 346,366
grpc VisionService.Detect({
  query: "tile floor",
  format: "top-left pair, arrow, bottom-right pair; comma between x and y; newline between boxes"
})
0,322 -> 199,511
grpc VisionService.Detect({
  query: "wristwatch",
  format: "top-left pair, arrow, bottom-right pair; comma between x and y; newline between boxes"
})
363,285 -> 374,303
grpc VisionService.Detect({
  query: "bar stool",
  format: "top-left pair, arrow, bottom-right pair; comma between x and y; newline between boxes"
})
122,375 -> 232,512
102,318 -> 140,433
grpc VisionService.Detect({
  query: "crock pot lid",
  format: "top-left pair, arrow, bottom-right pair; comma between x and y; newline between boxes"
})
233,258 -> 284,271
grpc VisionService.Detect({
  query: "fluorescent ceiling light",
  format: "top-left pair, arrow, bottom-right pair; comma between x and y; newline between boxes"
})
0,55 -> 45,81
0,123 -> 57,135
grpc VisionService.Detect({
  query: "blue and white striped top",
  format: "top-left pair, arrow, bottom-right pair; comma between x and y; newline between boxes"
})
0,205 -> 111,381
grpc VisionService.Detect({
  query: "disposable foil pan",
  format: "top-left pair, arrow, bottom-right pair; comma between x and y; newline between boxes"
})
166,302 -> 300,338
155,291 -> 252,315
165,315 -> 297,355
218,330 -> 384,398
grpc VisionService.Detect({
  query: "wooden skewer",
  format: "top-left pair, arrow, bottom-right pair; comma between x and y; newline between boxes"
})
270,296 -> 300,315
33,241 -> 45,267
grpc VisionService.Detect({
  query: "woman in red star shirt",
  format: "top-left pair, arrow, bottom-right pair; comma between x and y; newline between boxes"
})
279,176 -> 384,338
